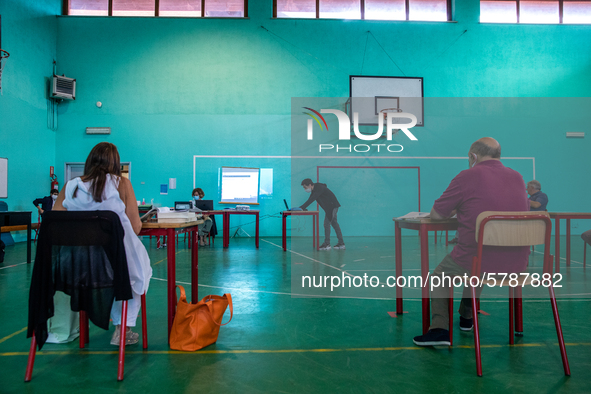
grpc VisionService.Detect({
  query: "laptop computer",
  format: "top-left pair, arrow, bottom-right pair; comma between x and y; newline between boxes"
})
174,201 -> 192,211
284,199 -> 302,211
193,200 -> 214,211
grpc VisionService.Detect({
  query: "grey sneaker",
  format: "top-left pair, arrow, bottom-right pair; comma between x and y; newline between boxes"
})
318,242 -> 331,250
110,327 -> 139,346
333,243 -> 346,250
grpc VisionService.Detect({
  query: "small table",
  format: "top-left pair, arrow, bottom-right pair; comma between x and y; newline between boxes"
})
281,210 -> 319,251
139,219 -> 202,339
223,210 -> 260,248
0,211 -> 33,264
393,217 -> 459,334
549,212 -> 591,272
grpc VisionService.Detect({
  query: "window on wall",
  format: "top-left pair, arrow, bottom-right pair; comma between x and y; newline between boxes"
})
274,0 -> 452,21
480,0 -> 591,24
65,0 -> 247,17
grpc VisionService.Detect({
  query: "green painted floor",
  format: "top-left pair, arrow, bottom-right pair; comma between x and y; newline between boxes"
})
1,234 -> 590,393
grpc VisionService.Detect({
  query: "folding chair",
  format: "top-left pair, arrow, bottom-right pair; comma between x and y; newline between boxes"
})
448,211 -> 570,377
25,210 -> 147,382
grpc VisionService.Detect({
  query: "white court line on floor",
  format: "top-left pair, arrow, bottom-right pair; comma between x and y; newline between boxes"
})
152,277 -> 591,303
261,239 -> 354,277
151,277 -> 396,300
353,259 -> 365,262
194,155 -> 536,187
0,262 -> 28,270
533,250 -> 584,266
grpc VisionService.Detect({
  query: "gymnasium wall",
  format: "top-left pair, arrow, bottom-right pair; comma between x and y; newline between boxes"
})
0,0 -> 60,242
3,0 -> 591,238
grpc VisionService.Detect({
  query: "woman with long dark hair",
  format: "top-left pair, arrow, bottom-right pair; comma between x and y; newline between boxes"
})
54,142 -> 152,345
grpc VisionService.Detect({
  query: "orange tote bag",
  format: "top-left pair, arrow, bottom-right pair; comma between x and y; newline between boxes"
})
169,285 -> 233,351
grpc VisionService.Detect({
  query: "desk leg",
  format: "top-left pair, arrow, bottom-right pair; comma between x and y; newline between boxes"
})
191,229 -> 199,303
27,223 -> 32,264
316,213 -> 320,249
566,219 -> 571,267
255,212 -> 259,248
282,214 -> 287,251
395,222 -> 403,314
224,213 -> 229,248
515,287 -> 523,334
311,215 -> 314,249
167,228 -> 176,342
434,231 -> 437,244
420,226 -> 430,334
555,219 -> 560,273
445,230 -> 448,246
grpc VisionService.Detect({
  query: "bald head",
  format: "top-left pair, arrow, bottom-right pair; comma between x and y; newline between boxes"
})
469,137 -> 501,159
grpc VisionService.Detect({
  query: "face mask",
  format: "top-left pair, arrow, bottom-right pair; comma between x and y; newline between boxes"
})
469,153 -> 477,168
193,195 -> 200,200
51,194 -> 58,200
304,187 -> 311,193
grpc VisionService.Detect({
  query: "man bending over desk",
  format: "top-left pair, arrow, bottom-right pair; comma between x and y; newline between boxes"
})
413,137 -> 529,347
300,179 -> 344,251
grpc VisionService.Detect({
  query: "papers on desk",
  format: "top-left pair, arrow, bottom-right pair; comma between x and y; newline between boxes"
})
158,210 -> 198,223
140,207 -> 158,222
397,212 -> 431,220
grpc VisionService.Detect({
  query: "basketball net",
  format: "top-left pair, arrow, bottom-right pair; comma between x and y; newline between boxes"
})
380,108 -> 402,137
0,49 -> 9,96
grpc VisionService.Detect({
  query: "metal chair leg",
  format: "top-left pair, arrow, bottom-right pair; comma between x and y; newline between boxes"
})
472,287 -> 482,377
448,286 -> 454,346
508,287 -> 514,345
117,301 -> 128,381
24,333 -> 37,382
79,311 -> 87,348
141,293 -> 148,350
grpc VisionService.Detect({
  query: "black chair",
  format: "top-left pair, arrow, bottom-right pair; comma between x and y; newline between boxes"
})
25,210 -> 147,382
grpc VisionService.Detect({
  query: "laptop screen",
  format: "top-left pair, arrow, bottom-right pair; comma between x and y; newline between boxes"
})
175,201 -> 192,211
283,199 -> 290,210
194,200 -> 214,211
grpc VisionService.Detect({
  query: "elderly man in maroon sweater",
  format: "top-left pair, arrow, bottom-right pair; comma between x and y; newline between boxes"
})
414,137 -> 529,346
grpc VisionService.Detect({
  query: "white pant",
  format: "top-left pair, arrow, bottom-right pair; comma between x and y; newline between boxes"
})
110,292 -> 142,327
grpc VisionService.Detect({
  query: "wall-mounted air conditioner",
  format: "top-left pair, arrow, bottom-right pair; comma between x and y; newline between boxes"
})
51,75 -> 76,100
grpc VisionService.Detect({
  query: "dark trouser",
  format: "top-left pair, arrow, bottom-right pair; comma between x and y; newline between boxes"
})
323,208 -> 344,245
429,254 -> 484,330
198,218 -> 213,237
582,230 -> 591,246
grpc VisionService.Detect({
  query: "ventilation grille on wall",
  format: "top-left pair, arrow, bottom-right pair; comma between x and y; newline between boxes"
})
51,75 -> 76,100
86,127 -> 111,135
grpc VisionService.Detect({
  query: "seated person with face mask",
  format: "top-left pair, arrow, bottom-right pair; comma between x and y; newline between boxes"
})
33,189 -> 60,217
192,188 -> 213,246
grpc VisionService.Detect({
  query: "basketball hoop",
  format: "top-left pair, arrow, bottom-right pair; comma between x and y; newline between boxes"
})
379,107 -> 403,136
0,49 -> 9,96
379,107 -> 403,120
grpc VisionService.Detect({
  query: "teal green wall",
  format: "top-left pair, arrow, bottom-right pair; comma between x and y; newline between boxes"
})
0,0 -> 60,242
3,0 -> 591,239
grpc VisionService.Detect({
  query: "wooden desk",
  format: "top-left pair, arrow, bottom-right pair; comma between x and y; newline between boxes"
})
223,210 -> 260,248
281,210 -> 319,251
393,217 -> 459,334
0,211 -> 33,264
139,219 -> 202,339
549,212 -> 591,272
